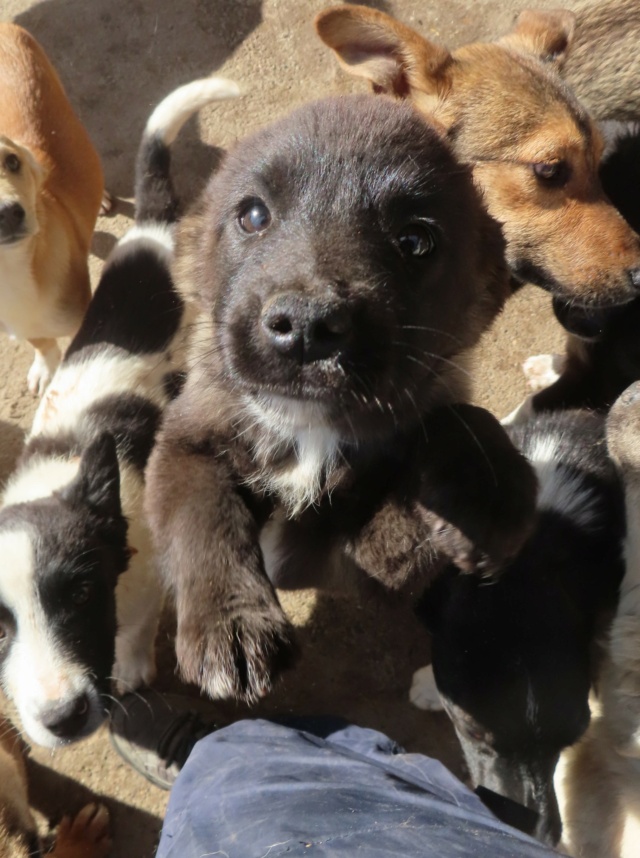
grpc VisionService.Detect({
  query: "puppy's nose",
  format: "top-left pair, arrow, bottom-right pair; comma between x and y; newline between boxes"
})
40,694 -> 90,739
0,201 -> 25,235
261,292 -> 353,363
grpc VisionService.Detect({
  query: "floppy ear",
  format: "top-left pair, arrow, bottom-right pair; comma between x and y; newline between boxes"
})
60,432 -> 122,520
499,9 -> 576,69
315,5 -> 451,100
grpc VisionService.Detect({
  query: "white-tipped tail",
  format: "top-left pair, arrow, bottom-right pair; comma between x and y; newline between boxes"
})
144,76 -> 241,145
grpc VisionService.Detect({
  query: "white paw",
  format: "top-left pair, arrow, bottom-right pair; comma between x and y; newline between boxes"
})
522,353 -> 564,392
410,664 -> 444,711
112,646 -> 156,695
27,345 -> 61,396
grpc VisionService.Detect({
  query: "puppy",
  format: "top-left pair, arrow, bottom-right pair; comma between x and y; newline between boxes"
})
315,6 -> 640,312
0,74 -> 238,748
0,713 -> 110,857
559,381 -> 640,858
411,410 -> 625,846
0,23 -> 105,395
507,122 -> 640,420
145,94 -> 538,704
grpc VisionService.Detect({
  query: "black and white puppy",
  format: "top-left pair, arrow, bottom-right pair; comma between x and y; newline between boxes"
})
145,94 -> 538,704
507,123 -> 640,420
411,410 -> 625,846
0,74 -> 239,748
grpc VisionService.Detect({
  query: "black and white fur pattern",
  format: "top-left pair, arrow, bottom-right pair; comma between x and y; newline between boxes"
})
411,410 -> 625,846
0,74 -> 239,749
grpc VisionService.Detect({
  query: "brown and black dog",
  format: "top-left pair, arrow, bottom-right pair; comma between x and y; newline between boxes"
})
315,5 -> 640,312
145,94 -> 537,704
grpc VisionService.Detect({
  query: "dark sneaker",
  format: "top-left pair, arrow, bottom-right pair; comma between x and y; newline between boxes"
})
109,690 -> 225,789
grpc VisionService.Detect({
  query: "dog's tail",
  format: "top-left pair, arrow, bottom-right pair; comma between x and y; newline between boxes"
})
135,75 -> 240,224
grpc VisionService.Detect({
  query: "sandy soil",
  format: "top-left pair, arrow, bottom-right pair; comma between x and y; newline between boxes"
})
0,1 -> 576,855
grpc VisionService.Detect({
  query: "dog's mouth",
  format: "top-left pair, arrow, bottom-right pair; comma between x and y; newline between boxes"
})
551,298 -> 620,341
0,228 -> 29,246
511,262 -> 638,319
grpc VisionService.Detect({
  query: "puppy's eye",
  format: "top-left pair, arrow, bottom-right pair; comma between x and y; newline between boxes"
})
397,223 -> 436,259
4,154 -> 20,174
70,581 -> 93,607
238,200 -> 271,235
533,160 -> 569,186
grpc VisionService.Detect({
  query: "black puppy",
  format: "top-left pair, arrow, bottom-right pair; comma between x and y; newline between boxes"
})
520,123 -> 640,416
145,94 -> 538,703
412,410 -> 625,846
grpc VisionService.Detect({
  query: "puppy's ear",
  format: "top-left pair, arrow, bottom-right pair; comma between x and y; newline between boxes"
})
59,432 -> 122,520
499,9 -> 576,69
315,5 -> 451,104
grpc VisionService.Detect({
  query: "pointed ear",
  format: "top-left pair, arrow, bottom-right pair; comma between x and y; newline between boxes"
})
60,432 -> 122,520
315,5 -> 451,100
499,9 -> 576,69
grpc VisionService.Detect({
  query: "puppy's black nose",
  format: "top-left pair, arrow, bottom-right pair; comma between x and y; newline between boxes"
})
261,292 -> 353,363
0,201 -> 25,236
41,694 -> 90,739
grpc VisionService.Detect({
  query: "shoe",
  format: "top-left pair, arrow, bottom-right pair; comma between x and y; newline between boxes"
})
109,689 -> 225,789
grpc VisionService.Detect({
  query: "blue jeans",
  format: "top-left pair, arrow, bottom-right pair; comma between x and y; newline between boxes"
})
156,718 -> 558,857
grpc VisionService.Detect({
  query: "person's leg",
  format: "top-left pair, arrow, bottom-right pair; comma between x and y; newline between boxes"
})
111,691 -> 560,858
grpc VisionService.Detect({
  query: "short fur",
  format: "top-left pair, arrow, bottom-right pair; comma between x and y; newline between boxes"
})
559,382 -> 640,858
0,74 -> 237,748
510,123 -> 640,419
0,713 -> 111,857
145,94 -> 538,704
0,23 -> 104,394
412,410 -> 624,846
315,5 -> 640,311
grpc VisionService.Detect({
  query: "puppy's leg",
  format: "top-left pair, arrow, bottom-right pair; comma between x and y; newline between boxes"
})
410,664 -> 444,711
145,405 -> 296,703
112,571 -> 163,694
27,337 -> 61,396
51,803 -> 111,858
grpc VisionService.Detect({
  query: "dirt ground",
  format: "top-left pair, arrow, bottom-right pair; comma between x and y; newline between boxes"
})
0,0 -> 586,855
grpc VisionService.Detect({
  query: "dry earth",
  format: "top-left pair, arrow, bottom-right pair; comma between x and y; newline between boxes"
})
0,0 -> 604,855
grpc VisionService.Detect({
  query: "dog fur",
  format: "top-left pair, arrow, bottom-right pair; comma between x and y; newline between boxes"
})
0,74 -> 238,748
563,0 -> 640,123
144,93 -> 538,704
315,5 -> 640,312
411,409 -> 625,846
557,381 -> 640,858
0,23 -> 105,395
0,713 -> 111,857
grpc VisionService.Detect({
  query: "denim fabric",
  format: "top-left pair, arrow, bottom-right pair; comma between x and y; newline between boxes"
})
156,718 -> 559,858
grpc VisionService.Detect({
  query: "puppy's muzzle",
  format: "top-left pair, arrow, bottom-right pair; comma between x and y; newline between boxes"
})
39,693 -> 90,740
261,292 -> 353,363
0,201 -> 26,243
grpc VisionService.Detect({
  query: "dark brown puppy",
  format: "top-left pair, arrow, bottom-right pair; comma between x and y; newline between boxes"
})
145,95 -> 537,702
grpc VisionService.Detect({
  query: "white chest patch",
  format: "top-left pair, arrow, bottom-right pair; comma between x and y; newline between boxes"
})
244,396 -> 341,514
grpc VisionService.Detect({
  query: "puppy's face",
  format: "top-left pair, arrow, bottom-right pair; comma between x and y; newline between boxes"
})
177,95 -> 507,441
316,7 -> 640,310
0,137 -> 43,246
0,435 -> 129,748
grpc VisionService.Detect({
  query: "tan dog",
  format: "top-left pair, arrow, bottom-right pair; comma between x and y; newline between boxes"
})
0,713 -> 111,857
0,23 -> 104,395
316,5 -> 640,311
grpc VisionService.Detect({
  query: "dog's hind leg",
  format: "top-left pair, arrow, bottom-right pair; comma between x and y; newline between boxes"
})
27,337 -> 61,396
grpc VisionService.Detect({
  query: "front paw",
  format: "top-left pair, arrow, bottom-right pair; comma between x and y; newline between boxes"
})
176,605 -> 296,703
